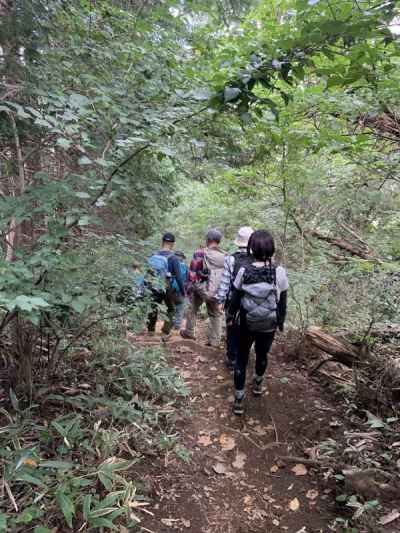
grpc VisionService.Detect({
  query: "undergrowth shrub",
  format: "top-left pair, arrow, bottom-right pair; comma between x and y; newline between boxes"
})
0,326 -> 188,532
0,233 -> 153,394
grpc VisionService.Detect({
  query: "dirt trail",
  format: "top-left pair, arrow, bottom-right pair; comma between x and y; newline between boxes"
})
131,323 -> 341,533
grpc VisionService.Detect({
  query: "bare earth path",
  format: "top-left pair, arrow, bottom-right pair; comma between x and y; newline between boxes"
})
130,324 -> 341,533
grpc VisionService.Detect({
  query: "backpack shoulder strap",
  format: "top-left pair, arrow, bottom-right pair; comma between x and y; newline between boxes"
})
232,251 -> 250,278
203,251 -> 209,267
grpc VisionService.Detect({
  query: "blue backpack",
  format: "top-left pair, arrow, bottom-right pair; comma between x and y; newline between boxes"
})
171,261 -> 188,294
148,252 -> 172,292
148,253 -> 170,276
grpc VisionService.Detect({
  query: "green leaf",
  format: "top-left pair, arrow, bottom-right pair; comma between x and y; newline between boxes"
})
262,98 -> 279,119
30,297 -> 50,308
16,509 -> 34,524
240,112 -> 252,125
9,103 -> 31,118
78,215 -> 90,226
56,490 -> 75,528
10,295 -> 50,312
189,88 -> 212,101
35,118 -> 52,128
57,138 -> 72,149
51,420 -> 67,437
70,300 -> 86,313
16,473 -> 46,488
0,513 -> 7,532
90,517 -> 118,529
78,156 -> 92,165
83,494 -> 92,521
9,388 -> 19,411
224,86 -> 241,103
34,527 -> 52,533
69,93 -> 89,109
100,459 -> 133,472
75,191 -> 91,199
88,507 -> 118,518
98,471 -> 113,491
158,146 -> 175,157
40,460 -> 74,469
365,411 -> 386,429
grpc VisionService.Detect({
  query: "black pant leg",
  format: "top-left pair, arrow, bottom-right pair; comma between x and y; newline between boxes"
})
147,291 -> 163,332
254,331 -> 275,379
234,327 -> 254,391
162,289 -> 176,334
226,322 -> 239,362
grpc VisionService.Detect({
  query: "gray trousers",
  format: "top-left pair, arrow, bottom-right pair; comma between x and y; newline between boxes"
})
173,297 -> 186,329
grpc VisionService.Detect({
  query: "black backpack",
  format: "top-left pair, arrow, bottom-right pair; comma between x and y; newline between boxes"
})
225,251 -> 252,305
232,251 -> 252,284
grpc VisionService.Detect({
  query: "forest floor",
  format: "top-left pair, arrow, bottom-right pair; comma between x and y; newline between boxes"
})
128,322 -> 351,533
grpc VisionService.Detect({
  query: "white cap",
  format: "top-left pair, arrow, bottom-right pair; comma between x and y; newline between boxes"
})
234,226 -> 254,248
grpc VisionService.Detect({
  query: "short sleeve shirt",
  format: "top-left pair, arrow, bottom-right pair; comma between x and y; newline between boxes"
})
234,264 -> 289,301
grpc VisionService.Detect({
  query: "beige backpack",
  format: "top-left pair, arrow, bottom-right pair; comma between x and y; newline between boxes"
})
203,248 -> 225,302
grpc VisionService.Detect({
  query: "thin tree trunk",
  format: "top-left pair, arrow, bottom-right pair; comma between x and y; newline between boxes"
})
5,111 -> 25,261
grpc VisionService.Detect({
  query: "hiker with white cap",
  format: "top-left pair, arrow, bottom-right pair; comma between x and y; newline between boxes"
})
216,226 -> 254,369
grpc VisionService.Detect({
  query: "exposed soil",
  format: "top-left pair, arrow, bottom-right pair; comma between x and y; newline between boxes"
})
127,322 -> 353,533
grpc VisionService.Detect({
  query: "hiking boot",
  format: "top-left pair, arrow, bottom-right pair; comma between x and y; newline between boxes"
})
252,378 -> 263,397
232,396 -> 244,416
180,330 -> 195,340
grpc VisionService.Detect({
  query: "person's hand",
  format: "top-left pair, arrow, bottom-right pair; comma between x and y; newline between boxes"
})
218,303 -> 225,314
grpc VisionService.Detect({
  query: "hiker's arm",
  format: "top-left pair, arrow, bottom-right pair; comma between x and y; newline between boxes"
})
216,255 -> 233,304
277,290 -> 287,331
226,266 -> 245,320
169,256 -> 185,295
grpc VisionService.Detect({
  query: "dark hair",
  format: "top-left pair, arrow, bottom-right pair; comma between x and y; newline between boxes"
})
206,228 -> 222,244
247,230 -> 275,262
162,232 -> 175,243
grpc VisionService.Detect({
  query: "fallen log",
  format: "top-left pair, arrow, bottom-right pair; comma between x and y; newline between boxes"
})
309,229 -> 375,260
305,326 -> 360,367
